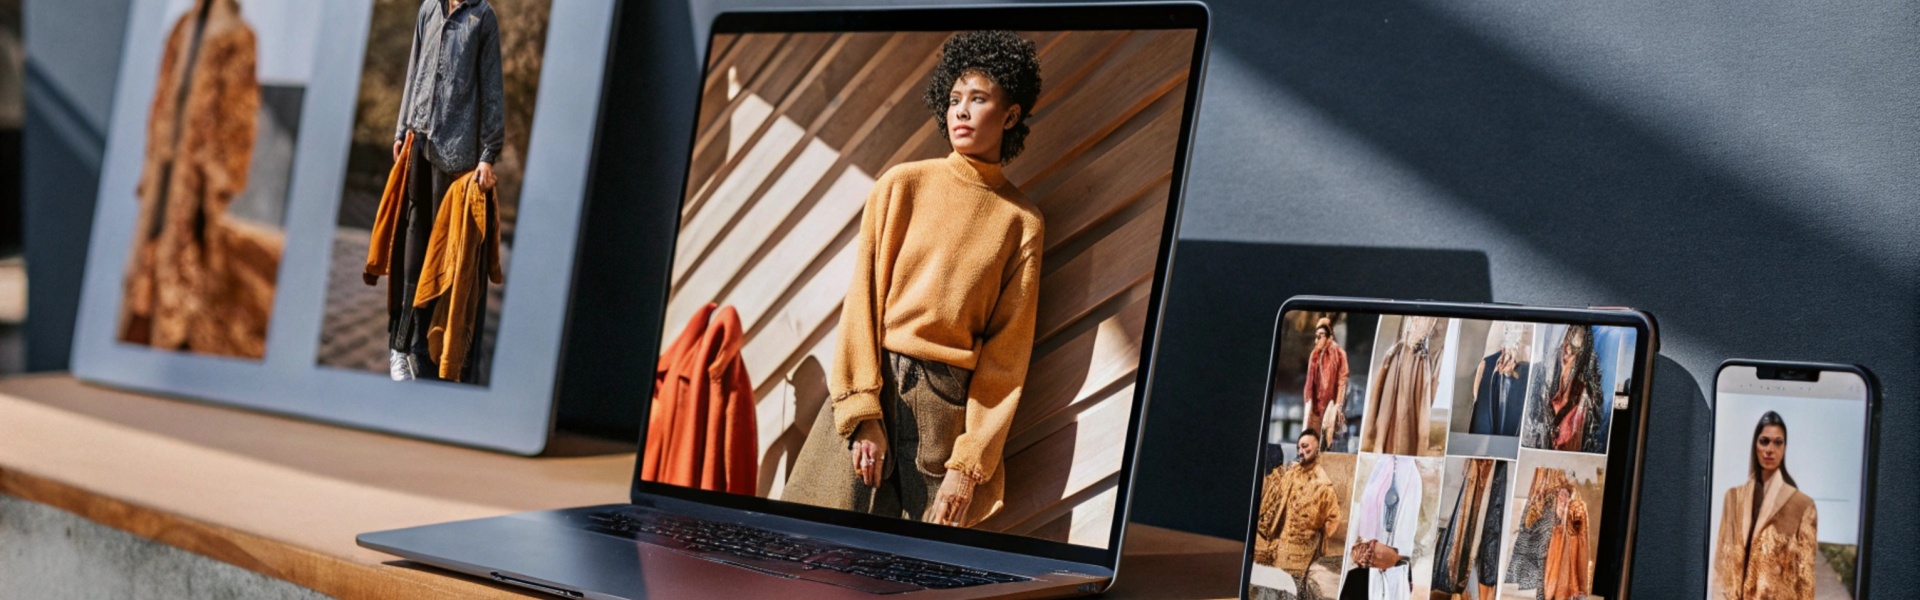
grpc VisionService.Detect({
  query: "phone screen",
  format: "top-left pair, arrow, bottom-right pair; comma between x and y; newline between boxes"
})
1709,364 -> 1870,599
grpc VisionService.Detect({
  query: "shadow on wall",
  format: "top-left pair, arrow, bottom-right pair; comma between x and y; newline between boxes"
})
1193,1 -> 1911,596
1134,240 -> 1491,542
1203,0 -> 1912,375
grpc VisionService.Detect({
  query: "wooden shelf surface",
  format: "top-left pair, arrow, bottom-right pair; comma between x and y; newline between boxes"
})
0,374 -> 1239,599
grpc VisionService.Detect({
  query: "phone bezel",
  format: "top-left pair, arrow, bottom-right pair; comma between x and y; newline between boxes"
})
1708,359 -> 1879,600
1238,296 -> 1660,599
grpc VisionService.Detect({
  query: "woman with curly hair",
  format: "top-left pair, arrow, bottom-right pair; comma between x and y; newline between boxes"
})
1525,325 -> 1606,453
785,30 -> 1044,528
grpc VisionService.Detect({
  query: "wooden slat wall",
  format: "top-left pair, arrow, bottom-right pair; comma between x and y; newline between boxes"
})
666,30 -> 1196,548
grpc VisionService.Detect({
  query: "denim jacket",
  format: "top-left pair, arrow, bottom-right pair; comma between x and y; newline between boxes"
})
394,0 -> 504,174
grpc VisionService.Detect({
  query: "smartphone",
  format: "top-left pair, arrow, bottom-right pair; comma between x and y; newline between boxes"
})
1707,360 -> 1877,599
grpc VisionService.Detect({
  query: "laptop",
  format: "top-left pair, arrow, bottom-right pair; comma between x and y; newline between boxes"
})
359,3 -> 1212,598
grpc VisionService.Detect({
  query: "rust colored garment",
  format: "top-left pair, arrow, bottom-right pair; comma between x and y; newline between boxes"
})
1253,461 -> 1343,577
364,132 -> 501,381
1303,342 -> 1349,439
643,304 -> 758,495
1549,386 -> 1591,452
121,0 -> 272,358
830,152 -> 1044,484
410,170 -> 502,381
1361,317 -> 1440,455
362,132 -> 415,286
1543,495 -> 1592,600
1712,473 -> 1819,600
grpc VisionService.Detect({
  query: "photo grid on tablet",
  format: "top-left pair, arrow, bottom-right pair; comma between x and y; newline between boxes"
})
1250,311 -> 1638,600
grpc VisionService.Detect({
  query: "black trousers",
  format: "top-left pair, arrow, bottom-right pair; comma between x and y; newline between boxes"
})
386,139 -> 453,374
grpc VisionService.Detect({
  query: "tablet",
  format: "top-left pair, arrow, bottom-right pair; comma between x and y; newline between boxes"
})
1240,296 -> 1657,600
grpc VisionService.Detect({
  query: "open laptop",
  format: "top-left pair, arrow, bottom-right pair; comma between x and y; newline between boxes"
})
359,3 -> 1212,598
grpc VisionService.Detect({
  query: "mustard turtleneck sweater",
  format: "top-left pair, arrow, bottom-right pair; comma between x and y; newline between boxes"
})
830,151 -> 1045,483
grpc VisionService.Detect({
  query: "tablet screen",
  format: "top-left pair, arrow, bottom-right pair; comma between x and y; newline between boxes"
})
1248,310 -> 1640,600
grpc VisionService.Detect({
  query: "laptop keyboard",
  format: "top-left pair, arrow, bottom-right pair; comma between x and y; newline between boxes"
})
584,509 -> 1028,593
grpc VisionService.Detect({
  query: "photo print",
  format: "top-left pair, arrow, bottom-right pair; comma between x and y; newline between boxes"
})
1446,320 -> 1537,459
1339,453 -> 1444,600
1247,442 -> 1357,599
1521,325 -> 1632,454
1361,315 -> 1454,457
117,0 -> 323,359
1501,451 -> 1606,600
1710,395 -> 1864,599
640,29 -> 1200,548
1431,456 -> 1514,600
1266,311 -> 1379,455
317,0 -> 551,385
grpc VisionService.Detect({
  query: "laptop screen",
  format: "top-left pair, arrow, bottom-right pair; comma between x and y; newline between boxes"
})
642,22 -> 1203,552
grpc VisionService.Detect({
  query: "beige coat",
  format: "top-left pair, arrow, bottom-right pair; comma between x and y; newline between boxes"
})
1713,473 -> 1819,600
121,0 -> 274,358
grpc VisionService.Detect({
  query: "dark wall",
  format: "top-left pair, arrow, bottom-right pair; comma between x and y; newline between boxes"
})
23,0 -> 1917,595
1144,5 -> 1915,599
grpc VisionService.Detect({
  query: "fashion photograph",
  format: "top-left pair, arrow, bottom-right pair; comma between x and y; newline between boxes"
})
116,0 -> 321,359
316,0 -> 551,385
1519,325 -> 1611,455
1267,311 -> 1379,454
1431,457 -> 1514,600
1710,402 -> 1863,599
1338,453 -> 1444,600
1247,431 -> 1357,600
1361,315 -> 1453,457
1500,453 -> 1605,600
1447,320 -> 1537,459
639,28 -> 1199,548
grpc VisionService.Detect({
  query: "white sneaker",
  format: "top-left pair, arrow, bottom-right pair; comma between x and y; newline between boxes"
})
389,350 -> 415,381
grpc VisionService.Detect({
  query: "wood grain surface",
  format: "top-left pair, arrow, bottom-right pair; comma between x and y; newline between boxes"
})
0,374 -> 1238,599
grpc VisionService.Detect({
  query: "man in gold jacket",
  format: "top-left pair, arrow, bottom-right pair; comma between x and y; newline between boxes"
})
1255,429 -> 1344,584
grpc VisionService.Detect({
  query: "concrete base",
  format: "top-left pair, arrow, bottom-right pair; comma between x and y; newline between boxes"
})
0,494 -> 329,600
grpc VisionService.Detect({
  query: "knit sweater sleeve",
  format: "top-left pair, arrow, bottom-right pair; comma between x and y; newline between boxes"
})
828,174 -> 896,438
945,236 -> 1043,482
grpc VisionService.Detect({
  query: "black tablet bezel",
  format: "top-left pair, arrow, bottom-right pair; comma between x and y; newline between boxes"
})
1236,296 -> 1660,599
1706,359 -> 1879,600
627,2 -> 1213,571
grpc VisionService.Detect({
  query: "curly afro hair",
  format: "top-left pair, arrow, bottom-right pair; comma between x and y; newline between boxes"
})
923,30 -> 1042,163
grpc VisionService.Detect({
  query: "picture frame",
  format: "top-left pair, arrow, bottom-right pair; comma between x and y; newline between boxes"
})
71,0 -> 619,454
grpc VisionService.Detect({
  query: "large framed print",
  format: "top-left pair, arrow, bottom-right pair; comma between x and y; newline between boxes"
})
71,0 -> 618,454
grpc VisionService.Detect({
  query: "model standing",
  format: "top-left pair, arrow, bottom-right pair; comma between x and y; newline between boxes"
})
1345,455 -> 1422,600
1541,487 -> 1592,600
785,31 -> 1045,528
1255,429 -> 1345,596
369,0 -> 504,382
1304,317 -> 1351,451
1469,323 -> 1530,437
1362,316 -> 1442,456
1526,326 -> 1604,453
122,0 -> 266,358
1712,411 -> 1818,600
1431,459 -> 1507,599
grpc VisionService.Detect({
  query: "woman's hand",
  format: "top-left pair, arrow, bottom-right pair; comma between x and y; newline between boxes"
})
392,140 -> 404,163
850,420 -> 887,488
476,162 -> 497,192
926,471 -> 977,526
